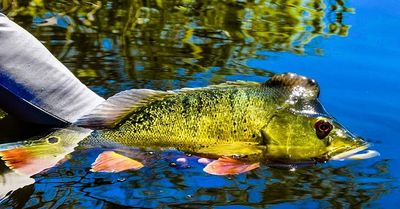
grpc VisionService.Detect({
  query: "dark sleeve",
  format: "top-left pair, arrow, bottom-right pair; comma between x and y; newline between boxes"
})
0,13 -> 104,126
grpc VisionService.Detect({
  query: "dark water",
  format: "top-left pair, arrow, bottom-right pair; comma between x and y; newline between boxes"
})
1,0 -> 399,208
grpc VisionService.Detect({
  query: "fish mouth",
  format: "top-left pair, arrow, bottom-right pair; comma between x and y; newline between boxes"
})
324,135 -> 379,161
329,144 -> 370,160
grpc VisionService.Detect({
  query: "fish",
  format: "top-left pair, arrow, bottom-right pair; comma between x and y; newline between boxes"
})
0,73 -> 377,176
74,73 -> 374,174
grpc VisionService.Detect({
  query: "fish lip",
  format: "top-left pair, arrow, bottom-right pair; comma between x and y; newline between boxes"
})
328,142 -> 370,160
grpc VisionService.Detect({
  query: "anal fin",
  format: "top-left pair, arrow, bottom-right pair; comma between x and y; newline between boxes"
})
91,151 -> 144,173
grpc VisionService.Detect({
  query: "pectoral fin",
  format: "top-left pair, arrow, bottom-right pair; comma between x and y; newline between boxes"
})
90,151 -> 144,173
203,157 -> 260,175
197,142 -> 263,175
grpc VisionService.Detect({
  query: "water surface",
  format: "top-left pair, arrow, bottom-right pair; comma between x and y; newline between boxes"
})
0,0 -> 399,208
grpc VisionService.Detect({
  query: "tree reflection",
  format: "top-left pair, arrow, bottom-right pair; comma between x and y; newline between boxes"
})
0,109 -> 6,119
1,0 -> 353,96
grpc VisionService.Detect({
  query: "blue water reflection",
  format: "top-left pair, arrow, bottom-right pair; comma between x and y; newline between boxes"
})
1,0 -> 399,208
2,146 -> 393,208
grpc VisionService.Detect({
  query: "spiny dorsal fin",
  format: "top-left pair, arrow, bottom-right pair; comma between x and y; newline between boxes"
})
75,89 -> 175,128
263,73 -> 320,101
208,80 -> 261,88
175,80 -> 261,93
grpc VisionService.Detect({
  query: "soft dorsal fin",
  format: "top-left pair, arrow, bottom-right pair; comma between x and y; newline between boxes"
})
263,73 -> 320,101
75,89 -> 175,128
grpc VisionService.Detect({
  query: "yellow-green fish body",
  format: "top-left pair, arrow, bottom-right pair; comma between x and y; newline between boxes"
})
76,73 -> 368,163
102,88 -> 270,154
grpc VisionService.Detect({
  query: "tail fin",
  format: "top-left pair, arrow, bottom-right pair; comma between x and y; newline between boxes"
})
0,13 -> 104,126
0,127 -> 92,176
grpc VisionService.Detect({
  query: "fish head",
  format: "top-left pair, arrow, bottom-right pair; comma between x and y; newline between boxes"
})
260,73 -> 368,163
261,110 -> 368,162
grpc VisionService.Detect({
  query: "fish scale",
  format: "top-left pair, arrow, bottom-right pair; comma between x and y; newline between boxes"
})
97,87 -> 275,154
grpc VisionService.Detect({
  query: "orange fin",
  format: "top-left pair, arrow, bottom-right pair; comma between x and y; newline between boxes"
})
90,151 -> 144,173
0,148 -> 61,176
203,157 -> 260,175
0,127 -> 90,176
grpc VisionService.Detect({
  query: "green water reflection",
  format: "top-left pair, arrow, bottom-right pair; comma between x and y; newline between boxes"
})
0,109 -> 6,119
2,0 -> 352,96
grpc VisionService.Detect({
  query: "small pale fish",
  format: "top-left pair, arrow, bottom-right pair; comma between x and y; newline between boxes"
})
333,149 -> 380,161
347,150 -> 380,160
330,145 -> 370,160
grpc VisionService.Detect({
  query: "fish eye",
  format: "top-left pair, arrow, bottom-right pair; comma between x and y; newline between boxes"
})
314,120 -> 333,139
47,136 -> 60,144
